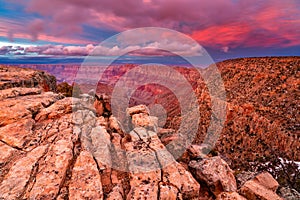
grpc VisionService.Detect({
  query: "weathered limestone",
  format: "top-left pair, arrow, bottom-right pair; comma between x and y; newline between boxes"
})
69,150 -> 103,200
0,66 -> 56,91
0,145 -> 48,200
0,141 -> 16,166
28,139 -> 74,199
124,105 -> 200,200
0,87 -> 41,100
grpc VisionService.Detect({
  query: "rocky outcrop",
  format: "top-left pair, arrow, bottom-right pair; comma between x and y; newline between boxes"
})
0,66 -> 201,199
124,105 -> 200,199
0,65 -> 295,199
0,66 -> 56,91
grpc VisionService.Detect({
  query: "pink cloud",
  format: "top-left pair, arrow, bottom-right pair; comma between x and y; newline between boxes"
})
0,46 -> 25,55
3,35 -> 202,57
0,46 -> 11,55
28,19 -> 44,41
5,0 -> 300,49
0,16 -> 94,45
24,44 -> 94,56
191,23 -> 251,48
190,0 -> 300,48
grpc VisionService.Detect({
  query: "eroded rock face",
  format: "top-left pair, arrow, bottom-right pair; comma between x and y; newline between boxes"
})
0,76 -> 201,199
0,66 -> 290,199
0,66 -> 56,91
124,106 -> 200,199
69,150 -> 103,199
0,145 -> 48,200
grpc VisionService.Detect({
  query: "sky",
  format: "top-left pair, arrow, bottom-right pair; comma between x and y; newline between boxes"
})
0,0 -> 299,64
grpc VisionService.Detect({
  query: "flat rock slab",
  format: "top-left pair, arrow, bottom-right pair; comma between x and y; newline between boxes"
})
0,87 -> 41,100
28,139 -> 73,199
69,150 -> 103,200
0,145 -> 48,200
0,141 -> 17,166
0,119 -> 35,149
0,92 -> 62,127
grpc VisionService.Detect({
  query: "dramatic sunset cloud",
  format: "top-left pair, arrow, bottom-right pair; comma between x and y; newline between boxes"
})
0,0 -> 299,62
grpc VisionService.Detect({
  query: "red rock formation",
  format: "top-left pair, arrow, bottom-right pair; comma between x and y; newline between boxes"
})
0,61 -> 297,199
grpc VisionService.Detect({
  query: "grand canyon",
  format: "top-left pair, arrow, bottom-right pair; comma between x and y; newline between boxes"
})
0,56 -> 299,199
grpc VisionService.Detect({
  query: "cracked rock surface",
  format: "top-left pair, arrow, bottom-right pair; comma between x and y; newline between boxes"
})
0,66 -> 201,200
0,66 -> 291,199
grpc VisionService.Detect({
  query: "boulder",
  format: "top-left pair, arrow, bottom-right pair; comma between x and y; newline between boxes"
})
239,180 -> 283,200
189,156 -> 237,196
253,172 -> 279,192
239,172 -> 283,200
